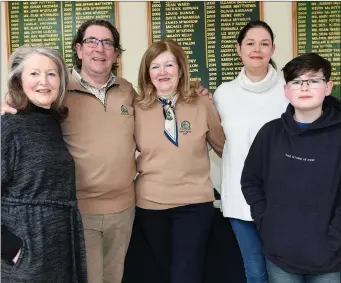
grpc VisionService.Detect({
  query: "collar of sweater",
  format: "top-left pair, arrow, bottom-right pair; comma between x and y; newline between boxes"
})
236,64 -> 278,93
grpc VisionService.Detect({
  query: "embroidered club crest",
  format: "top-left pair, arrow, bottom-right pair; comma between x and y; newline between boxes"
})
121,105 -> 129,115
179,120 -> 191,135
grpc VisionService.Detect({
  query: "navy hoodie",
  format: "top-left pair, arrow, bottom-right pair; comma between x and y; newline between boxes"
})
241,96 -> 341,274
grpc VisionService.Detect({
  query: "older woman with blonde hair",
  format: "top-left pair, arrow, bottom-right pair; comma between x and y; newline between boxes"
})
134,39 -> 225,283
1,46 -> 87,283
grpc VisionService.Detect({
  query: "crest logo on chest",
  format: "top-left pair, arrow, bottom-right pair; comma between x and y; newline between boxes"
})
179,120 -> 192,135
121,105 -> 129,115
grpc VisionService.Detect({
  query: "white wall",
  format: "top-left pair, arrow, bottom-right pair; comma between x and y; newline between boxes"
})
1,1 -> 293,191
119,1 -> 148,89
263,1 -> 293,71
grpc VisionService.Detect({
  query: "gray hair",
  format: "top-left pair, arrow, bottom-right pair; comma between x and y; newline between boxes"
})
7,46 -> 69,119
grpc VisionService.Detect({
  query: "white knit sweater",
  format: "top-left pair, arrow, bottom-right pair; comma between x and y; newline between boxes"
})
213,65 -> 289,221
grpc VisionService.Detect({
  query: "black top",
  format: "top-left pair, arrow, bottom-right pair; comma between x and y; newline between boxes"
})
1,104 -> 76,264
241,96 -> 341,274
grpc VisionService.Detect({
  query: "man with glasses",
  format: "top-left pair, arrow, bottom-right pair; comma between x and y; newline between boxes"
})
66,20 -> 208,283
2,19 -> 135,283
62,20 -> 137,283
241,53 -> 341,283
1,19 -> 210,283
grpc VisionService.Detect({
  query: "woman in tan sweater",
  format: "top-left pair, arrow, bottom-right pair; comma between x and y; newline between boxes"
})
134,39 -> 225,283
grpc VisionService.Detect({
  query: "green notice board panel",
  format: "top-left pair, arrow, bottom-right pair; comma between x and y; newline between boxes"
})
148,1 -> 263,92
294,1 -> 341,99
7,1 -> 118,69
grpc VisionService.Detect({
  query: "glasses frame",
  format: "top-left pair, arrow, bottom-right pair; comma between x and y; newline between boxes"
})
82,37 -> 115,50
287,77 -> 327,90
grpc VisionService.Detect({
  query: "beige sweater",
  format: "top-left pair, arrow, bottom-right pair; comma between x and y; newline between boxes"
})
61,73 -> 137,214
134,95 -> 225,210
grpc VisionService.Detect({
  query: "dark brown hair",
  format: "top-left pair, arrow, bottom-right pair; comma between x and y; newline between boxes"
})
71,19 -> 125,72
282,53 -> 332,83
237,20 -> 277,70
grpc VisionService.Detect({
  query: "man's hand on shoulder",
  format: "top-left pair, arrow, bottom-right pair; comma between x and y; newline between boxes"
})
190,80 -> 213,100
1,101 -> 17,115
197,85 -> 213,100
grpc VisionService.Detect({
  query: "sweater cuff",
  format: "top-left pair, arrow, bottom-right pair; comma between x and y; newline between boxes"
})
1,225 -> 23,264
328,224 -> 341,251
254,215 -> 264,233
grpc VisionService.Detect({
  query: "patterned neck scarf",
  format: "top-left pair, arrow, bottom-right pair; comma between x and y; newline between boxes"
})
157,94 -> 179,147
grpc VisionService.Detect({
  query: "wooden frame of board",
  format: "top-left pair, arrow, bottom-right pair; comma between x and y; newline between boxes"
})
5,2 -> 10,58
147,2 -> 152,46
292,2 -> 298,57
147,1 -> 264,46
5,2 -> 121,76
260,2 -> 264,21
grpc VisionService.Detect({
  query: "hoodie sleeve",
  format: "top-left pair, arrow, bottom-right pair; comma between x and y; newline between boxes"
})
241,125 -> 267,231
328,181 -> 341,251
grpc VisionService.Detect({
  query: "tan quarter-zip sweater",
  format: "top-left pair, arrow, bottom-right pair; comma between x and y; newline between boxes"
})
60,72 -> 137,214
134,95 -> 225,210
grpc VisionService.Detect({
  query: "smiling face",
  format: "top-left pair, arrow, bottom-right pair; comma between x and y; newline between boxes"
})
76,25 -> 118,80
149,51 -> 181,98
237,27 -> 275,70
21,53 -> 60,109
284,71 -> 333,112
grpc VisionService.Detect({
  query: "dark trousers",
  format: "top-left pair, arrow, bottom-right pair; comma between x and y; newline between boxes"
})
136,202 -> 214,283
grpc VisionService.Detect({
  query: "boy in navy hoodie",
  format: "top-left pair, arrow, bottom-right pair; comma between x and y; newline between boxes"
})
241,53 -> 341,283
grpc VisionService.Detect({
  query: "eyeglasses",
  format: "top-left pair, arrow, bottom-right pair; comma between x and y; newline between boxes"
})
287,78 -> 327,90
82,37 -> 115,50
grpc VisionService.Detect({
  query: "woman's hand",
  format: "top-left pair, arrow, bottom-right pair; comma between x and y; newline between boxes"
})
12,248 -> 21,264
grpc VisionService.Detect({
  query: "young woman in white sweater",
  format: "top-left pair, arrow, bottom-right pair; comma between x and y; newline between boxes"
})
213,21 -> 288,283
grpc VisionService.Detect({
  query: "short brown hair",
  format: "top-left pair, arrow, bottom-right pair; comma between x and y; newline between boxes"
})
7,46 -> 69,120
136,39 -> 199,108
